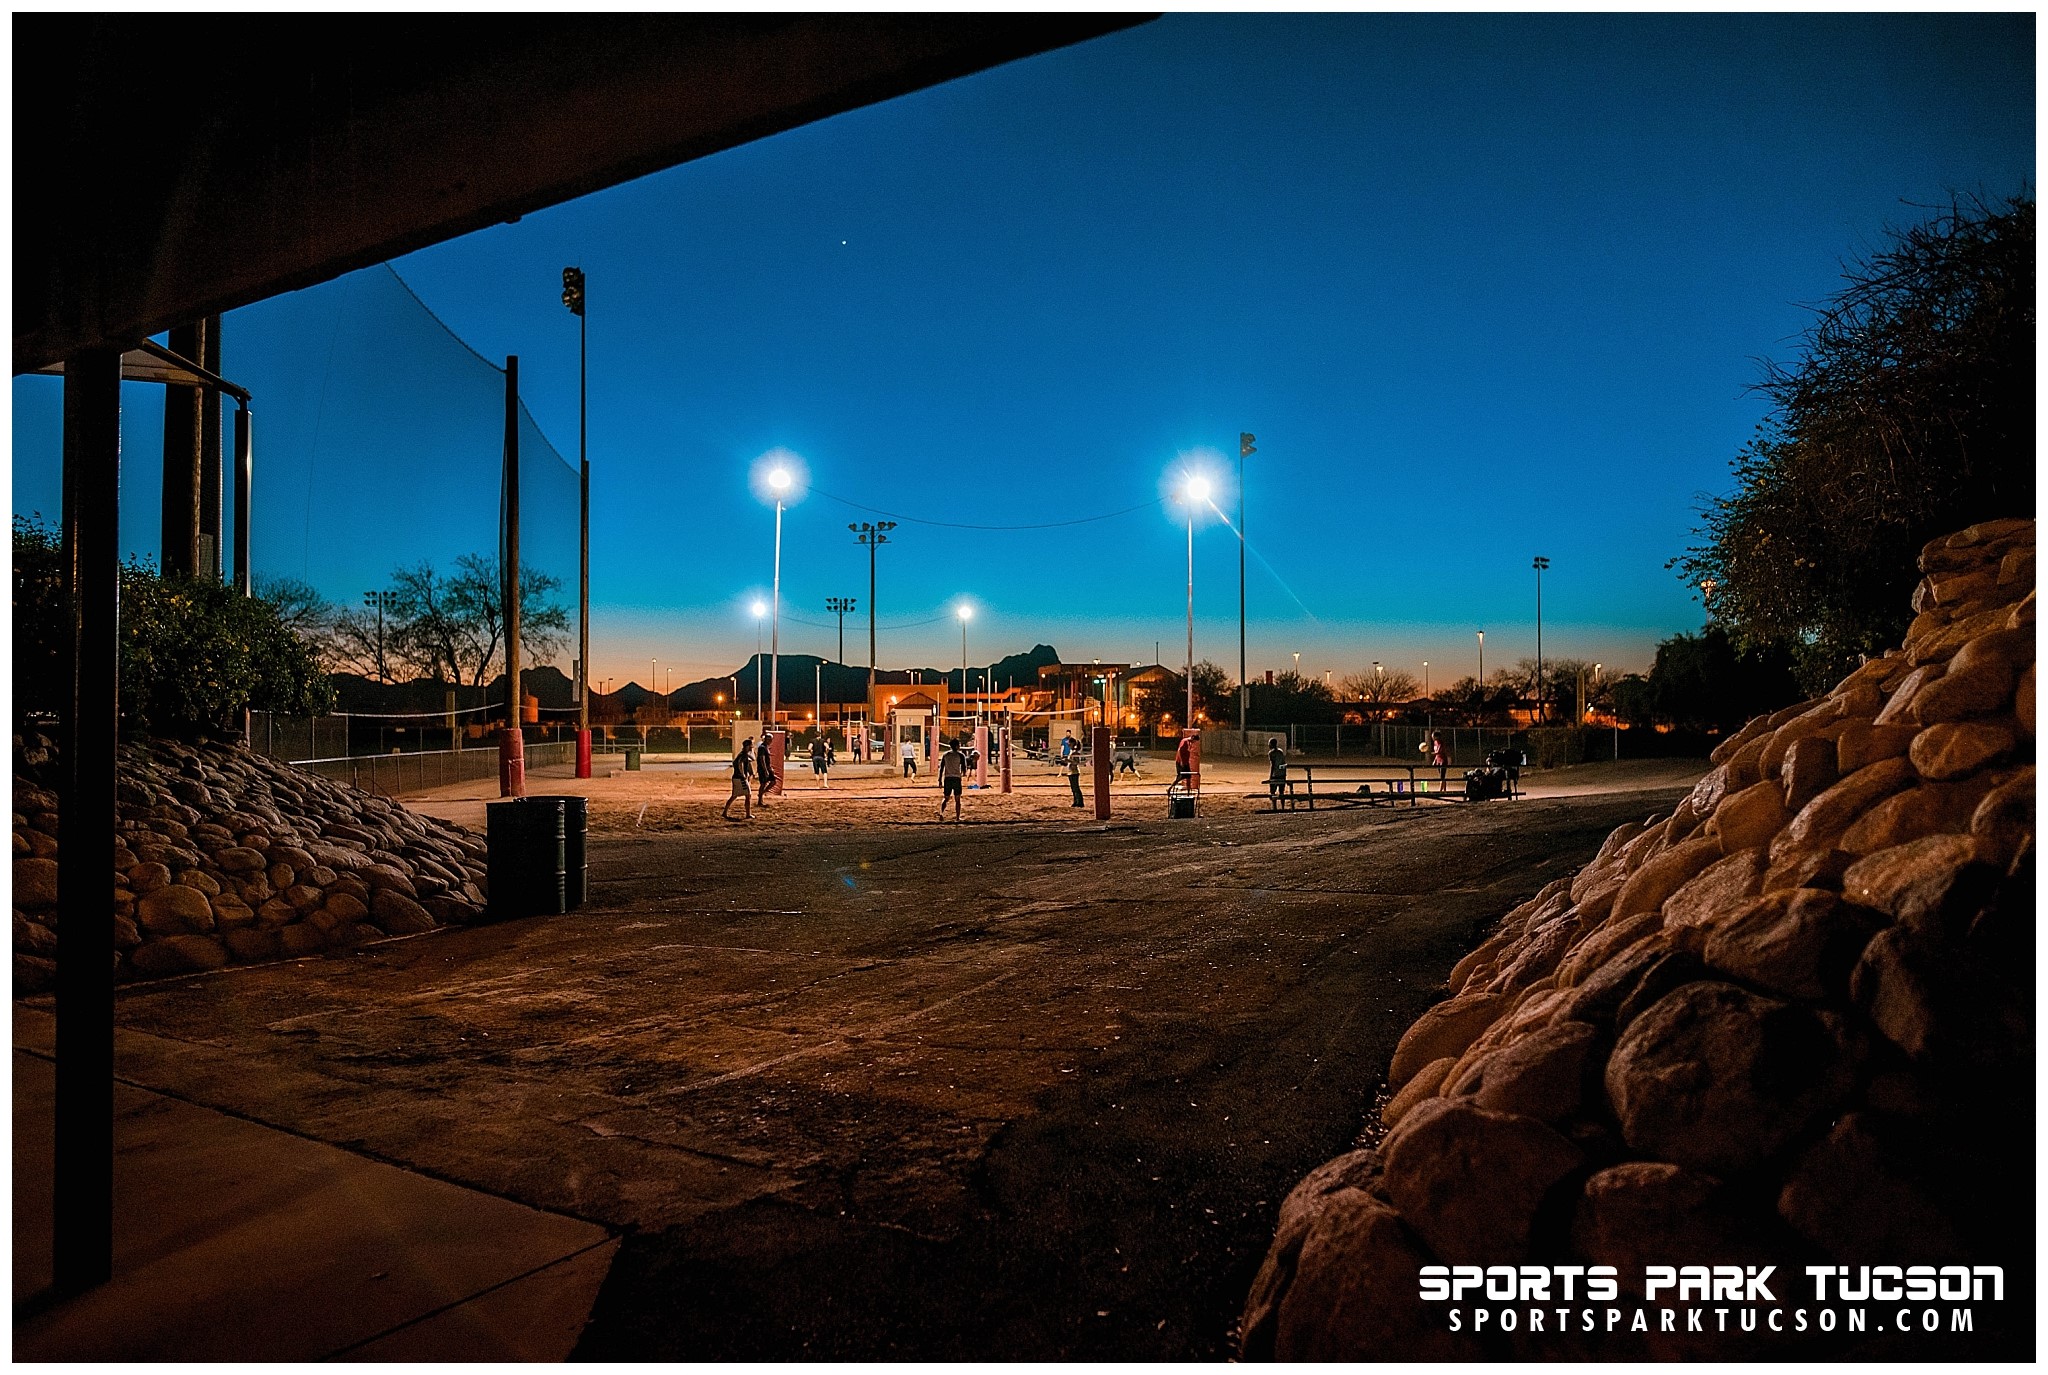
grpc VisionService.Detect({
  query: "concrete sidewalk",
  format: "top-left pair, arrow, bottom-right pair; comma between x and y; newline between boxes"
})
12,1006 -> 616,1361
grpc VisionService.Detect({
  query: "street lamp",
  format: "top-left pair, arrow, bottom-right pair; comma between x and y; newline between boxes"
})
751,600 -> 767,721
767,466 -> 791,728
1238,431 -> 1255,737
1181,473 -> 1212,730
958,603 -> 973,716
1476,630 -> 1485,688
1533,556 -> 1551,723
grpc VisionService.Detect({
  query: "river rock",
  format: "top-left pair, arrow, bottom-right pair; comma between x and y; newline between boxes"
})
370,888 -> 437,935
1242,1153 -> 1480,1361
1605,982 -> 1854,1174
1571,1162 -> 1771,1296
1910,719 -> 2018,780
135,884 -> 216,935
1770,756 -> 1918,858
127,934 -> 228,977
1777,1114 -> 1970,1263
1840,835 -> 1997,932
1381,1097 -> 1583,1265
1387,991 -> 1512,1090
14,858 -> 57,910
1444,1019 -> 1597,1122
1662,848 -> 1767,936
1698,888 -> 1882,1000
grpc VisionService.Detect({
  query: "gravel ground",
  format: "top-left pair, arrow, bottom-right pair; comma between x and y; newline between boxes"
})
79,755 -> 1698,1359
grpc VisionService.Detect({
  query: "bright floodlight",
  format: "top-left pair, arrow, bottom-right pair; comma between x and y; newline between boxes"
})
1185,474 -> 1213,503
958,604 -> 973,622
751,599 -> 767,618
769,467 -> 792,493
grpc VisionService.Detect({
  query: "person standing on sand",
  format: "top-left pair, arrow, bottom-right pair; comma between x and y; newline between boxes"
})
756,734 -> 778,803
1174,733 -> 1196,793
1429,731 -> 1448,788
901,737 -> 919,779
811,735 -> 830,789
1066,751 -> 1084,808
938,738 -> 968,821
1267,737 -> 1288,810
723,739 -> 755,821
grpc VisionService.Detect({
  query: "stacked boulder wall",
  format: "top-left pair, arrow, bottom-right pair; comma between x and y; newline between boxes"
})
14,739 -> 494,992
1242,519 -> 2034,1360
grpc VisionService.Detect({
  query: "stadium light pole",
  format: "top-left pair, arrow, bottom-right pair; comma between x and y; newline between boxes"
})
362,589 -> 395,682
767,467 -> 791,728
1533,556 -> 1551,723
560,267 -> 589,749
1181,473 -> 1212,730
826,596 -> 856,666
851,522 -> 895,714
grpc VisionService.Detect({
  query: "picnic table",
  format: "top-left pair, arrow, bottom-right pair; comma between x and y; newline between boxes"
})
1265,762 -> 1520,811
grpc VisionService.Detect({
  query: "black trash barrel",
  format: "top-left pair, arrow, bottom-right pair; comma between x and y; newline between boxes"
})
525,794 -> 588,909
486,797 -> 567,920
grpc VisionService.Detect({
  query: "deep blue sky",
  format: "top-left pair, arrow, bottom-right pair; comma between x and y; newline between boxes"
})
13,13 -> 2033,691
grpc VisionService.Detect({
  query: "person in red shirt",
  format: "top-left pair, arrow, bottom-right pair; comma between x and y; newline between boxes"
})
1174,734 -> 1196,792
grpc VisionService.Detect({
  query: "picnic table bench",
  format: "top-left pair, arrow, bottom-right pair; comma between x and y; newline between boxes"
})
1263,762 -> 1521,810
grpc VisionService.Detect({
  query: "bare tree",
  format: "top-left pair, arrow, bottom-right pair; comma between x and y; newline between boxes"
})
1338,667 -> 1420,718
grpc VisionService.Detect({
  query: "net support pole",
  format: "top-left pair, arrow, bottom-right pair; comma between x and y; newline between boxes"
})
198,315 -> 223,581
500,355 -> 525,797
231,402 -> 252,596
576,289 -> 592,777
159,321 -> 201,578
57,344 -> 121,1295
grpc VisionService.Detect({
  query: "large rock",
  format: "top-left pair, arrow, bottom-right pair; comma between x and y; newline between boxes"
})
1909,719 -> 2018,780
1778,1114 -> 1970,1262
135,884 -> 217,935
1770,757 -> 1918,858
1697,888 -> 1883,1001
1709,781 -> 1792,853
1840,835 -> 1999,933
1833,722 -> 1919,775
1387,991 -> 1511,1090
1611,837 -> 1723,921
1661,848 -> 1768,936
1381,1098 -> 1583,1265
1605,982 -> 1855,1175
1241,1152 -> 1481,1361
14,858 -> 57,910
1444,1020 -> 1597,1123
370,888 -> 437,935
127,934 -> 229,978
1571,1162 -> 1772,1296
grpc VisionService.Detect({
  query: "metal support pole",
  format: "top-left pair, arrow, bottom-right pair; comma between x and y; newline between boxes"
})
578,299 -> 589,737
198,316 -> 223,581
504,356 -> 522,729
500,356 -> 525,797
159,322 -> 201,578
1185,513 -> 1196,729
231,403 -> 252,596
57,344 -> 121,1294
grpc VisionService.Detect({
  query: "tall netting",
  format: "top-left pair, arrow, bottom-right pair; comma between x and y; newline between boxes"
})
11,263 -> 582,713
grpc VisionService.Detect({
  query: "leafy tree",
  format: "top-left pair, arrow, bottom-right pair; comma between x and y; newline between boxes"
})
1249,668 -> 1338,725
1677,195 -> 2033,692
14,514 -> 333,736
1641,628 -> 1801,733
1135,659 -> 1237,729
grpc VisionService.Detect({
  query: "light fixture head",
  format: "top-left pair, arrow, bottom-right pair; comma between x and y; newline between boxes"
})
751,600 -> 767,618
1186,474 -> 1213,503
769,467 -> 791,492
